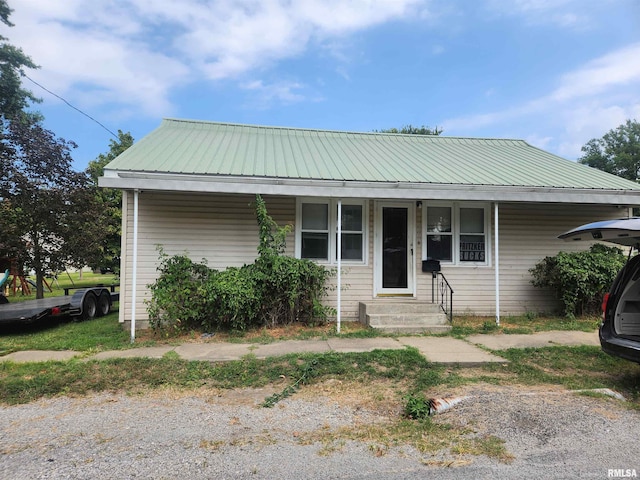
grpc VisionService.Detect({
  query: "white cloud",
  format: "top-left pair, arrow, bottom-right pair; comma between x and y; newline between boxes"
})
484,0 -> 591,28
550,43 -> 640,102
241,79 -> 307,105
443,43 -> 640,159
9,0 -> 424,117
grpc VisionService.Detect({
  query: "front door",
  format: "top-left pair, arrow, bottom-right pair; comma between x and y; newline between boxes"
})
375,202 -> 415,296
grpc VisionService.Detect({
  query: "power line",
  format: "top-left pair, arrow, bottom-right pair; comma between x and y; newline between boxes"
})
24,74 -> 119,139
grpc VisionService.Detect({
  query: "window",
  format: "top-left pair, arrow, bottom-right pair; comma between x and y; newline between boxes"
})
337,204 -> 364,261
459,207 -> 485,263
301,203 -> 329,259
297,199 -> 367,264
425,206 -> 452,262
423,203 -> 489,265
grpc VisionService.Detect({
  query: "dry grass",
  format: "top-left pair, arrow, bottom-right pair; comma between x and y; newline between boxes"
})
451,314 -> 599,335
134,321 -> 372,345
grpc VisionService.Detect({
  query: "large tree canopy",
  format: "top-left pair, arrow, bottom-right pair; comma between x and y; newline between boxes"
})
579,119 -> 640,182
86,130 -> 134,274
0,118 -> 103,298
0,0 -> 39,119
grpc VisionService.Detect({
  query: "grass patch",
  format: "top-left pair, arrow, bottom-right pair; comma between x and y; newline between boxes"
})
0,349 -> 435,405
482,345 -> 640,401
449,314 -> 599,337
0,312 -> 131,354
297,417 -> 512,462
3,271 -> 119,303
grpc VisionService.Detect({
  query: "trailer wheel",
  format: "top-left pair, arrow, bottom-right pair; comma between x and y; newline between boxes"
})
81,292 -> 98,320
97,291 -> 111,317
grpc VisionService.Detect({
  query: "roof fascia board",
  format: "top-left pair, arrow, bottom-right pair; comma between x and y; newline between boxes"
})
99,172 -> 640,205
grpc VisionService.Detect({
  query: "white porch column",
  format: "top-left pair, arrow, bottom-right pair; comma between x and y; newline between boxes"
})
494,202 -> 500,325
130,189 -> 139,342
337,199 -> 342,334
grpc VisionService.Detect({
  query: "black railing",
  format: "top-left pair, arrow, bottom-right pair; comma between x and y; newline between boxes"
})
430,272 -> 454,323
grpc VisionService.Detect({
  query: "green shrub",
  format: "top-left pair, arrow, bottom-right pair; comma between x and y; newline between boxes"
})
204,266 -> 260,331
529,244 -> 626,317
146,249 -> 212,333
146,195 -> 334,333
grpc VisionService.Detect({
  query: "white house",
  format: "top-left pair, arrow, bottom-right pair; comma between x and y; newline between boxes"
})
100,119 -> 640,330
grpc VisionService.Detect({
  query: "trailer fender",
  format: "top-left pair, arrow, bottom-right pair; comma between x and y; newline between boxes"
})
70,287 -> 111,320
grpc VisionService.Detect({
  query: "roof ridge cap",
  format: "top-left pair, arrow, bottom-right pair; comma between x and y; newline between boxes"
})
161,118 -> 528,142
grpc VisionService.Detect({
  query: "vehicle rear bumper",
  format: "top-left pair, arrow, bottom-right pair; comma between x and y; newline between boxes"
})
600,324 -> 640,364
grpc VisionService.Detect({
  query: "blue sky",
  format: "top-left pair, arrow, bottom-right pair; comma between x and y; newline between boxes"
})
8,0 -> 640,171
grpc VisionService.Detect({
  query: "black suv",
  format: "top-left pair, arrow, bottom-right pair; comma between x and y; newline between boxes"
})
560,218 -> 640,364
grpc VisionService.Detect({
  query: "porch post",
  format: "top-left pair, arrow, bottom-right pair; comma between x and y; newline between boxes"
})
494,202 -> 500,325
337,199 -> 342,333
131,189 -> 139,342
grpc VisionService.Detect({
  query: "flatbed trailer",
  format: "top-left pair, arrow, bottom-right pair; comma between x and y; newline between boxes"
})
0,286 -> 119,324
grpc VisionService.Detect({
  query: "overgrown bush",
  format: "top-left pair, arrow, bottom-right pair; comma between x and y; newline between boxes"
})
146,250 -> 212,334
529,244 -> 626,317
146,195 -> 334,333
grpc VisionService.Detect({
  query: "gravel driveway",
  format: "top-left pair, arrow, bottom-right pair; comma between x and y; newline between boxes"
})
1,382 -> 638,480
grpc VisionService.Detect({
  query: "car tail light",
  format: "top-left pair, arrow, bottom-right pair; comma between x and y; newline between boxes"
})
601,293 -> 610,318
51,307 -> 61,316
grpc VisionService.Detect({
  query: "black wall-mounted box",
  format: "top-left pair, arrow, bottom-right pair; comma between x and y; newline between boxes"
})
422,259 -> 441,272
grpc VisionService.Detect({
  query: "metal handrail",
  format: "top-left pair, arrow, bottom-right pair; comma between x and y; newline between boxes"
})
430,272 -> 454,323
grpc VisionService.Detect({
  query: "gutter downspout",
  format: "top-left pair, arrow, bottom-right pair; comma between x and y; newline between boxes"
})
131,189 -> 139,343
494,202 -> 500,326
337,199 -> 342,334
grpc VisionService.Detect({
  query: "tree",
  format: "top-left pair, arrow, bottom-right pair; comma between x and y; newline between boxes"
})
376,124 -> 442,135
579,119 -> 640,182
0,117 -> 103,298
86,130 -> 134,274
0,0 -> 39,120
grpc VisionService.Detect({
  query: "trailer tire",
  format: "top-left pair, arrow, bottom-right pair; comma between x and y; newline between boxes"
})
97,291 -> 111,317
81,292 -> 98,320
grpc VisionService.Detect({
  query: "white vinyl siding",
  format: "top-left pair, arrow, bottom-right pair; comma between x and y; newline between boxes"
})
415,202 -> 624,315
119,192 -> 625,327
119,193 -> 373,327
119,192 -> 295,327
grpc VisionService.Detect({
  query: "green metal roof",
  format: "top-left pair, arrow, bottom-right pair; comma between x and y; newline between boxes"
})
105,118 -> 640,191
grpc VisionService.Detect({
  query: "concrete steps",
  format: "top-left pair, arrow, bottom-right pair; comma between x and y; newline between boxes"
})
359,301 -> 451,334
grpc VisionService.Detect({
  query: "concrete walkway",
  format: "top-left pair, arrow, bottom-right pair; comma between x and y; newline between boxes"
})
0,330 -> 601,365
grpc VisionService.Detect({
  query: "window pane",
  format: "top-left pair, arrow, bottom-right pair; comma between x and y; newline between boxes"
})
460,234 -> 485,262
460,208 -> 484,233
337,233 -> 363,261
341,205 -> 362,232
301,232 -> 328,259
426,235 -> 452,261
302,203 -> 328,230
426,206 -> 452,233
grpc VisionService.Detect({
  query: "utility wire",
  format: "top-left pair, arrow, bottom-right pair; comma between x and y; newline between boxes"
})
24,74 -> 119,139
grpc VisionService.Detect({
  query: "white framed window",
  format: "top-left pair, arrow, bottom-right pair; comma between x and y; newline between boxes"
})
296,198 -> 368,264
423,202 -> 490,266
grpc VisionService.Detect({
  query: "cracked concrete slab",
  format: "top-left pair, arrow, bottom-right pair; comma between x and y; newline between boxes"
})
398,336 -> 508,365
